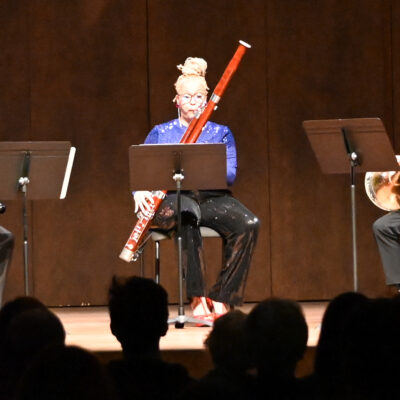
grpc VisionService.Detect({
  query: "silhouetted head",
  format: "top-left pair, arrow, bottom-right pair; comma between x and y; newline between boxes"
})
3,308 -> 65,366
17,345 -> 113,400
341,297 -> 400,399
205,310 -> 250,373
0,297 -> 47,348
245,298 -> 308,379
315,291 -> 369,378
0,306 -> 66,400
108,276 -> 169,354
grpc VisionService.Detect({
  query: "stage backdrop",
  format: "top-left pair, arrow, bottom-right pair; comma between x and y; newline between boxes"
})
0,0 -> 397,305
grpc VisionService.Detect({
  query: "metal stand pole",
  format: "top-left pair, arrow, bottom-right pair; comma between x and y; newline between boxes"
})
342,127 -> 359,292
175,174 -> 185,321
167,161 -> 212,328
350,160 -> 358,292
22,187 -> 29,295
19,151 -> 31,296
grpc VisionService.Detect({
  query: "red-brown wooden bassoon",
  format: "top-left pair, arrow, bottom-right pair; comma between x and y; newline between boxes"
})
119,40 -> 251,262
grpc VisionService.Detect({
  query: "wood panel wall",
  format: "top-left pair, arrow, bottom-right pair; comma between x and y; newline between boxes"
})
268,0 -> 393,299
0,0 -> 397,305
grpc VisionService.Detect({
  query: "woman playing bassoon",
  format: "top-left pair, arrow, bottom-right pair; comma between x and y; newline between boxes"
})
133,56 -> 259,323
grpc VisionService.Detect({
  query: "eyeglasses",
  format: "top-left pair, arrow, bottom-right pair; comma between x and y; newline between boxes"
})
178,93 -> 207,104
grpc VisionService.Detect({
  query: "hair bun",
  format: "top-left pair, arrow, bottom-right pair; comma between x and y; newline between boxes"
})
177,57 -> 207,77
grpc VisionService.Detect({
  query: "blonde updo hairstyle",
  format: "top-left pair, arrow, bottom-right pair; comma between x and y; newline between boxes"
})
174,57 -> 209,102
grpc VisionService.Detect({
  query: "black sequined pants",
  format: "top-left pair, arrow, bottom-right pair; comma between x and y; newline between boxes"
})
152,190 -> 259,305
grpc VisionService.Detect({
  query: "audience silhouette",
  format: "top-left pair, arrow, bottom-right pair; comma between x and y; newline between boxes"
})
17,344 -> 114,400
304,291 -> 369,399
0,296 -> 47,351
302,292 -> 400,400
0,301 -> 65,400
107,275 -> 194,400
2,283 -> 400,400
340,296 -> 400,400
181,310 -> 255,400
245,298 -> 308,400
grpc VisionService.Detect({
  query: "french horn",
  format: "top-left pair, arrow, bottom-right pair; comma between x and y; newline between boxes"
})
365,156 -> 400,211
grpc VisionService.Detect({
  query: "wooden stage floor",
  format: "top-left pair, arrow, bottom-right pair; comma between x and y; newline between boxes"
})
52,301 -> 327,378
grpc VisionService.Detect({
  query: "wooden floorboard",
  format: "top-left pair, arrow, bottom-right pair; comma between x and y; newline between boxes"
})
51,302 -> 327,378
53,301 -> 327,351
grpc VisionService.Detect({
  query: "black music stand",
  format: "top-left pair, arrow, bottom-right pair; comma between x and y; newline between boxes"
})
303,118 -> 398,291
129,143 -> 227,328
0,142 -> 76,295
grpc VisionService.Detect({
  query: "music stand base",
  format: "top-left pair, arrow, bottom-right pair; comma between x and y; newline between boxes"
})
168,314 -> 213,329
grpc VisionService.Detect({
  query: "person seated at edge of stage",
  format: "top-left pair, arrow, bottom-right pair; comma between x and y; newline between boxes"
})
0,224 -> 14,306
372,209 -> 400,293
107,276 -> 194,400
245,298 -> 308,400
133,57 -> 259,323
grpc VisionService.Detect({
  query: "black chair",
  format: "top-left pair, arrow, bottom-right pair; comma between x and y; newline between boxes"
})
150,227 -> 221,284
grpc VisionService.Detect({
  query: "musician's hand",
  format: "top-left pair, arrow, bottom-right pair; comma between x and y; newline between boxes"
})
134,191 -> 155,217
382,171 -> 397,182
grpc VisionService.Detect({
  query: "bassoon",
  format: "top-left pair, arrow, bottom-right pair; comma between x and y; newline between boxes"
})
119,40 -> 251,262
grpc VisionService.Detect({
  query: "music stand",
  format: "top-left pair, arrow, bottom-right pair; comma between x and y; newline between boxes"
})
303,118 -> 398,291
129,143 -> 227,328
0,142 -> 76,295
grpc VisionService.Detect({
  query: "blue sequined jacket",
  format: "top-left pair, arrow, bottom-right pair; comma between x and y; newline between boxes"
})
144,119 -> 237,186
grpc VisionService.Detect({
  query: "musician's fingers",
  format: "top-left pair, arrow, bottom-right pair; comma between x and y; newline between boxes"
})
134,196 -> 144,214
135,191 -> 148,207
139,202 -> 152,218
142,199 -> 153,211
134,191 -> 154,217
139,203 -> 146,213
144,192 -> 155,204
139,202 -> 148,216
